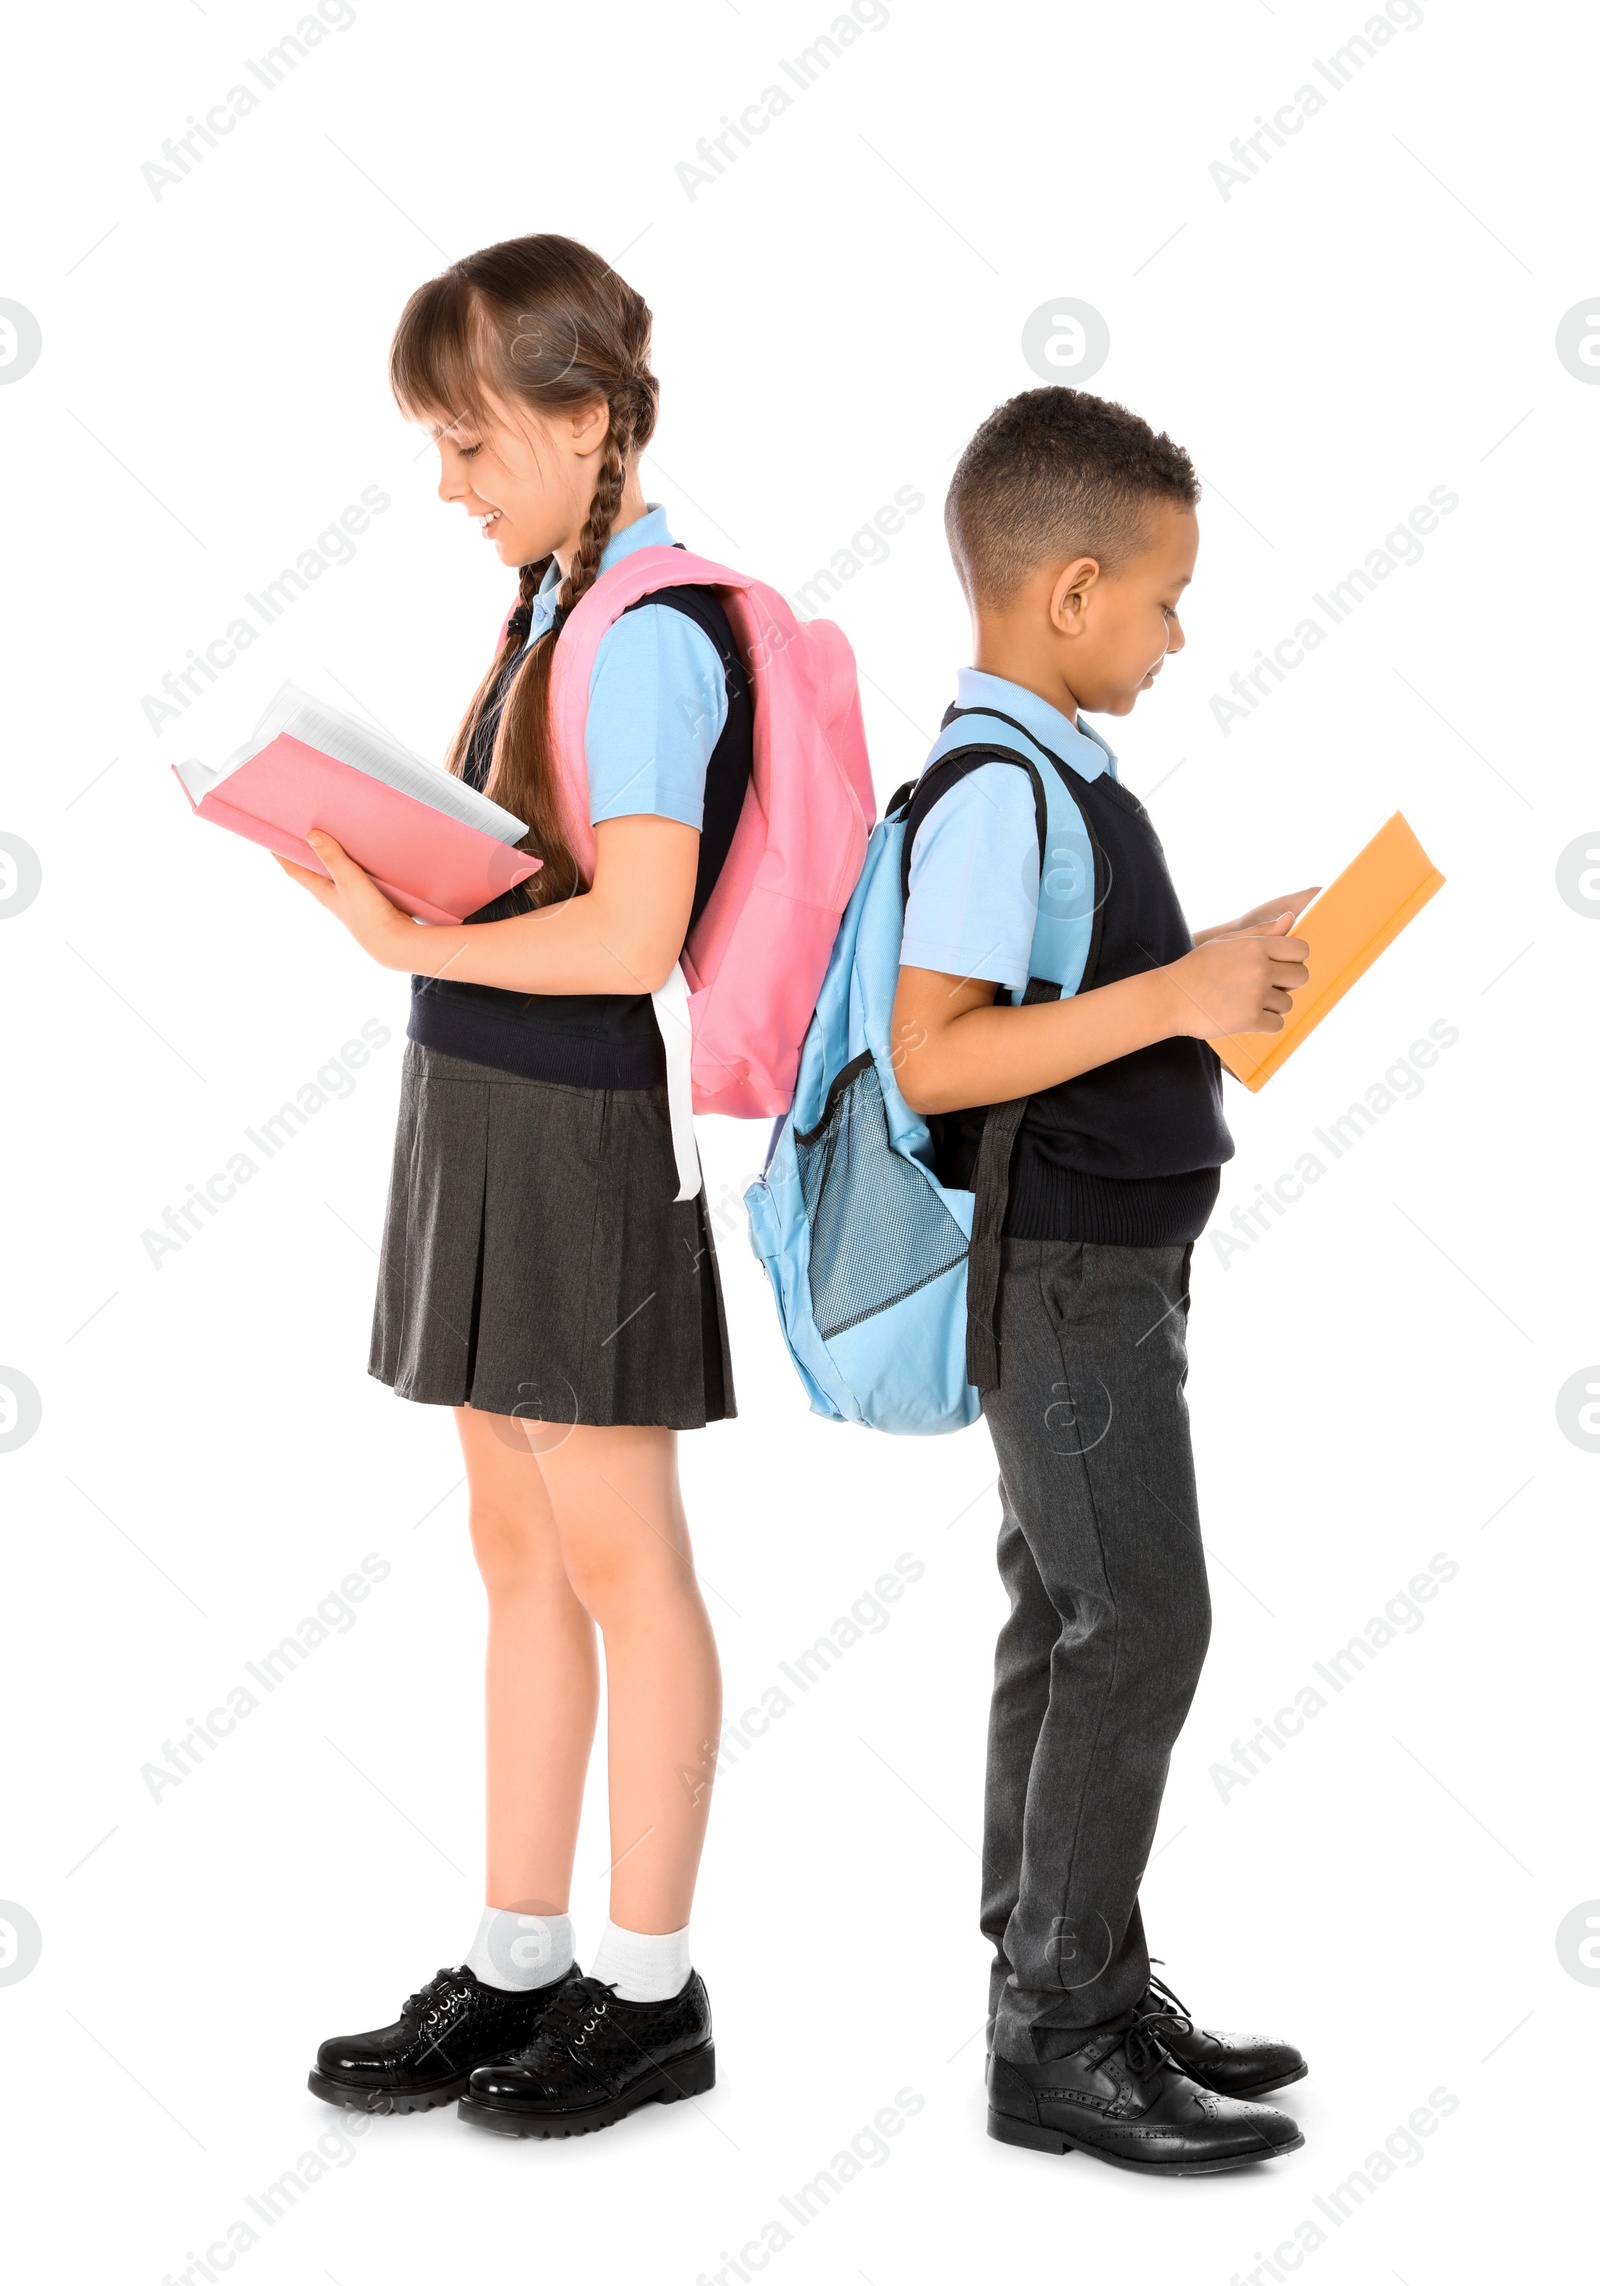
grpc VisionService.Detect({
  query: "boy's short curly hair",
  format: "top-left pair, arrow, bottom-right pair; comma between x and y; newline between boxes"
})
945,387 -> 1200,610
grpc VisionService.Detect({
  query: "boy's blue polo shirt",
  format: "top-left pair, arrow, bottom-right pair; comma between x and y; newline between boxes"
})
897,666 -> 1228,1250
522,503 -> 729,831
900,669 -> 1116,990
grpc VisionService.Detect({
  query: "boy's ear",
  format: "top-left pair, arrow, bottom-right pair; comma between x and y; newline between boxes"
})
1048,555 -> 1102,636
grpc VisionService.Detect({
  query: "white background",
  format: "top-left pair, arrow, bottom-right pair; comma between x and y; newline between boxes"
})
2,0 -> 1595,2279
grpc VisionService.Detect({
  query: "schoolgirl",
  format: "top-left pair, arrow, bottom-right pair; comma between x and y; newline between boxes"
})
285,236 -> 740,2137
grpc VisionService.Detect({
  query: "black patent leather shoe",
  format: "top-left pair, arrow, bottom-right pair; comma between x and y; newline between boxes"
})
987,2006 -> 1304,2175
1133,1970 -> 1308,2098
458,1971 -> 714,2137
309,1963 -> 581,2112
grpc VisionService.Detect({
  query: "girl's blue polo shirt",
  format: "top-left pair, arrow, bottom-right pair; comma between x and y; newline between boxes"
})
522,504 -> 729,830
408,501 -> 747,1093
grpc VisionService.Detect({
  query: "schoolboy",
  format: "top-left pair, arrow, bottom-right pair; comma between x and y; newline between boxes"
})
894,387 -> 1313,2175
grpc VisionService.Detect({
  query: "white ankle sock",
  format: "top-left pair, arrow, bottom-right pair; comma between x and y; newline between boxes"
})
590,1920 -> 691,2003
465,1906 -> 574,1993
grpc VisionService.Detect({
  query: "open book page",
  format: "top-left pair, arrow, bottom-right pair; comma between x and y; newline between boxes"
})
175,682 -> 527,845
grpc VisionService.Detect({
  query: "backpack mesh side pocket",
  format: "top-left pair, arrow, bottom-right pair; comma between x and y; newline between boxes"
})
794,1053 -> 970,1341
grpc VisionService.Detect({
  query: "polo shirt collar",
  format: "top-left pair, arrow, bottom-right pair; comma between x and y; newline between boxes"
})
525,502 -> 675,645
954,667 -> 1117,782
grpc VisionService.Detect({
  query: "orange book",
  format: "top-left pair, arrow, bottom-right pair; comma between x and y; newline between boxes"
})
1207,812 -> 1445,1091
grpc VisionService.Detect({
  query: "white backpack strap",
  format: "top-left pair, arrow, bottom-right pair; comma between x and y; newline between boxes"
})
651,961 -> 702,1201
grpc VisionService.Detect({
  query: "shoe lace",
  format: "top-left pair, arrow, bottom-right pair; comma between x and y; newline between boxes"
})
401,1967 -> 468,2025
1100,2004 -> 1194,2080
536,1974 -> 616,2050
1144,1968 -> 1192,2020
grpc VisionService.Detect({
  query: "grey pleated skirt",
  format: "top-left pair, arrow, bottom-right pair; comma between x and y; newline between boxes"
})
369,1042 -> 735,1429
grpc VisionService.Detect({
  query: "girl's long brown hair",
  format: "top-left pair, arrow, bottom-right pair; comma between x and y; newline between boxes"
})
389,235 -> 659,905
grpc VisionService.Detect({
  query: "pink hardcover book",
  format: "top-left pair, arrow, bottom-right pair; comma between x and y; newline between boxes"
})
172,682 -> 541,926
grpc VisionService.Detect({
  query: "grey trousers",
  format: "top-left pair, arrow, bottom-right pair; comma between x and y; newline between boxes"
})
980,1239 -> 1212,2062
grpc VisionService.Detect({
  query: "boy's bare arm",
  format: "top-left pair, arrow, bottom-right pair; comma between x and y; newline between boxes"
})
892,915 -> 1310,1117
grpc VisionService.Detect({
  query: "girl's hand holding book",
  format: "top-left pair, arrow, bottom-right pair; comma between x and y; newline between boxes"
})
276,830 -> 421,969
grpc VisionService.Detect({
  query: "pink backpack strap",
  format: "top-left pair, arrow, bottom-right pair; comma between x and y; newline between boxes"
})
540,542 -> 874,1128
546,546 -> 746,880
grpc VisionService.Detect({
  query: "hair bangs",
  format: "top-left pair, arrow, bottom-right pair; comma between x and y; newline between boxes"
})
388,273 -> 505,433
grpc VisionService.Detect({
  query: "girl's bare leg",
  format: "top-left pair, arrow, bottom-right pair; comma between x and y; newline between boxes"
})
454,1405 -> 599,1913
536,1423 -> 721,1933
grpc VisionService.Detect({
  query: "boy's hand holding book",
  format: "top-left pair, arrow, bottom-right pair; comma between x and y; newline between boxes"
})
1168,910 -> 1312,1039
1202,815 -> 1445,1089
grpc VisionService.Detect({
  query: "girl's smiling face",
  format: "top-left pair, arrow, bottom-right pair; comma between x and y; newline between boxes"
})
423,390 -> 614,571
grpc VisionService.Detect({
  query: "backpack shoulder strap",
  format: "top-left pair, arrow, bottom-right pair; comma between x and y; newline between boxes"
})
618,580 -> 754,932
897,705 -> 1110,1396
899,743 -> 1047,906
899,707 -> 1104,999
625,577 -> 736,660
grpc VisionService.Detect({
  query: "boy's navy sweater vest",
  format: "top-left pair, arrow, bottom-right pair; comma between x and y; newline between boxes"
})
910,731 -> 1233,1249
408,584 -> 753,1090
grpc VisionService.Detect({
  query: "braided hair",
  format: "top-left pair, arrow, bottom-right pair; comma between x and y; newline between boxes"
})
389,236 -> 660,906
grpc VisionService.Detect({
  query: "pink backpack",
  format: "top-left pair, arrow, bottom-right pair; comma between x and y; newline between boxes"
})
534,546 -> 875,1120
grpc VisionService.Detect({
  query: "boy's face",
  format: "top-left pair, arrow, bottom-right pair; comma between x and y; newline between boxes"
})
1051,500 -> 1199,716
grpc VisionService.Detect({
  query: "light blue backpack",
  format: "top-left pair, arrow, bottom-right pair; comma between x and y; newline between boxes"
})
744,705 -> 1110,1433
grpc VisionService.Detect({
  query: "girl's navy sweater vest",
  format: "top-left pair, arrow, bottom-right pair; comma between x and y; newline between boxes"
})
407,585 -> 752,1090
